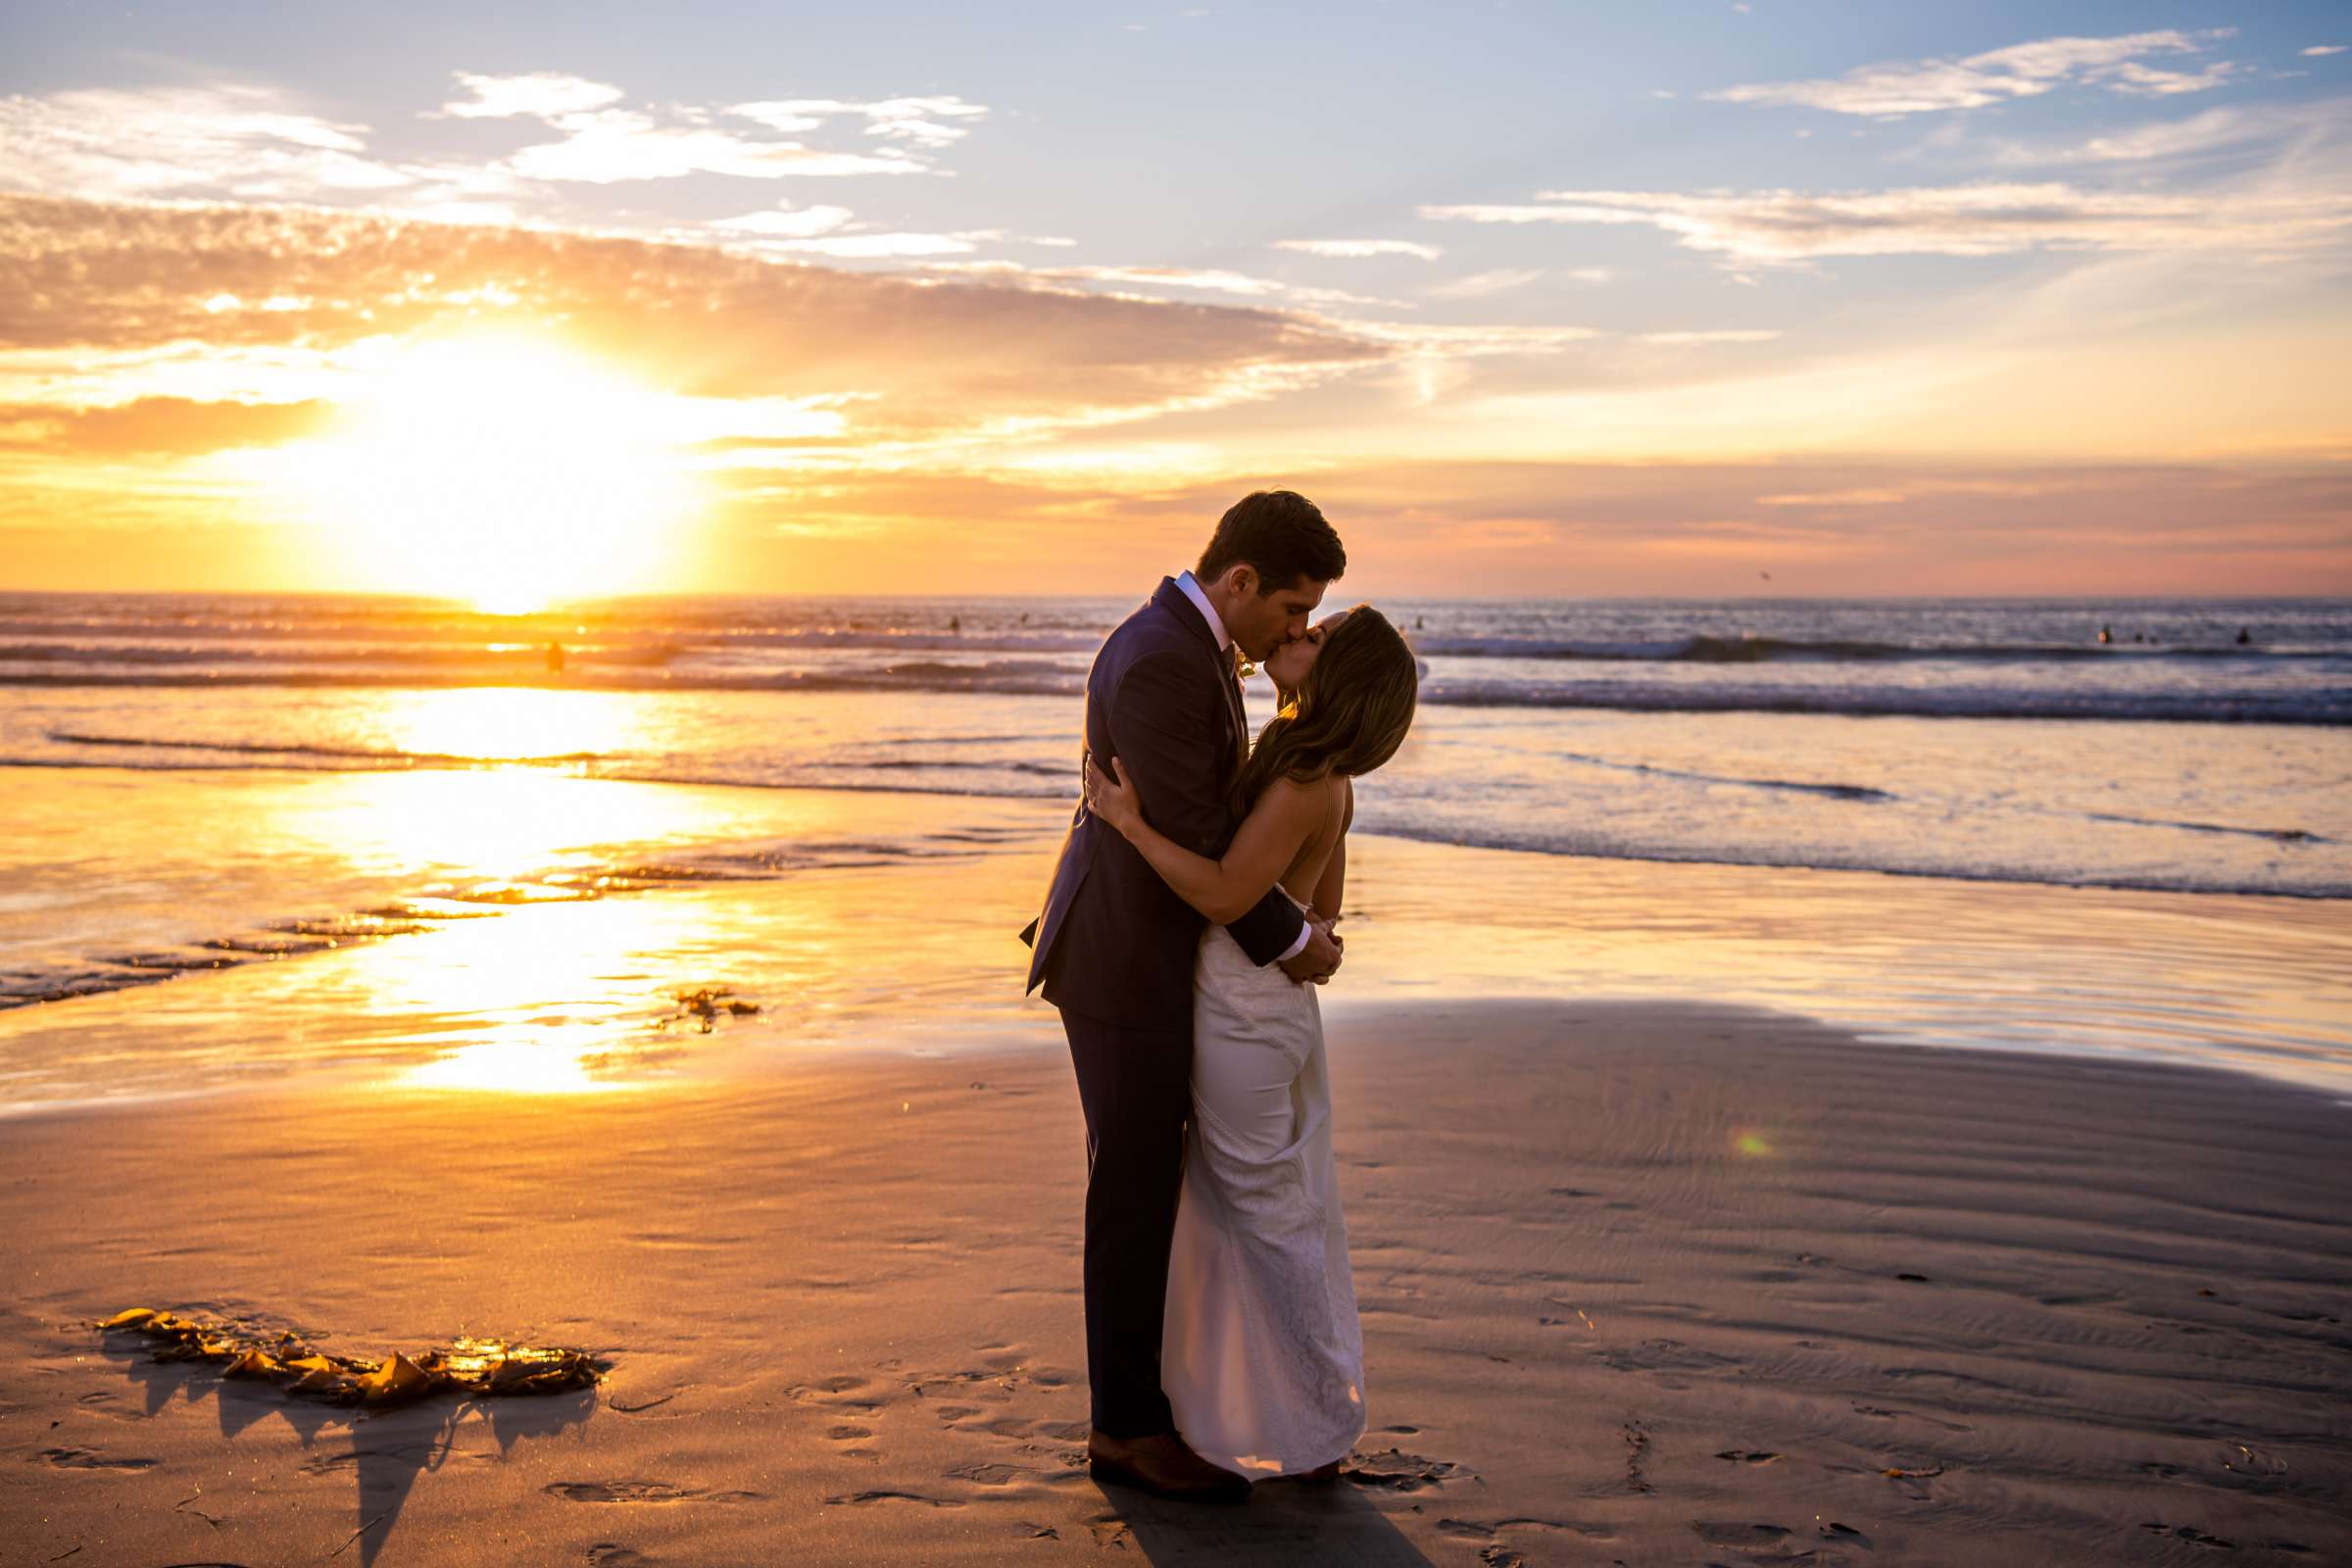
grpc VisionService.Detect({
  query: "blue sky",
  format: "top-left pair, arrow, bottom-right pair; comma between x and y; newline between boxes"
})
1,3 -> 2345,594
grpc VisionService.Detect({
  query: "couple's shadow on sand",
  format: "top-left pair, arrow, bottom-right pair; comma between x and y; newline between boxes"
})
107,1344 -> 595,1567
103,1345 -> 1432,1566
1088,1470 -> 1437,1566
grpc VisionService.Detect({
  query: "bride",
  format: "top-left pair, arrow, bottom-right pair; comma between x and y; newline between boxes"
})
1083,603 -> 1419,1484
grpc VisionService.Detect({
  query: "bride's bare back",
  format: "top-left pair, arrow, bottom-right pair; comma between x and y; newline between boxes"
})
1266,774 -> 1351,912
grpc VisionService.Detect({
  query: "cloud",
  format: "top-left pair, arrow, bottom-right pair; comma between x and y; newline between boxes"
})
1008,265 -> 1403,308
1424,268 -> 1545,299
1323,321 -> 1606,355
753,231 -> 983,257
2302,46 -> 2347,59
711,203 -> 858,237
439,73 -> 626,120
620,457 -> 2352,597
499,106 -> 924,183
0,84 -> 411,201
1635,329 -> 1781,344
1754,487 -> 1909,507
1987,101 -> 2344,165
0,73 -> 973,217
0,193 -> 1390,443
1422,181 -> 2352,264
1273,239 -> 1445,260
1709,29 -> 2239,117
731,95 -> 991,148
0,396 -> 332,456
466,84 -> 991,185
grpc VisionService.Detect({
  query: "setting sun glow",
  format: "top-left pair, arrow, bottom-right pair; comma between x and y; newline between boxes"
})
286,335 -> 703,613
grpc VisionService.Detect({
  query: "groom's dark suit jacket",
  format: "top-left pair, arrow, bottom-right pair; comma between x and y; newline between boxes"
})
1023,578 -> 1306,1025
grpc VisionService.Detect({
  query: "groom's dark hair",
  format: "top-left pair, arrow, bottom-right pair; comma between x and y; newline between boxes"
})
1197,490 -> 1346,593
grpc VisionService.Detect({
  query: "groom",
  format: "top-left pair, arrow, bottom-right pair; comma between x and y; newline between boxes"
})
1023,490 -> 1348,1501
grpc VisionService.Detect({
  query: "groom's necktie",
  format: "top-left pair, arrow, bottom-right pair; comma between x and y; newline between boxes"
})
1219,653 -> 1248,755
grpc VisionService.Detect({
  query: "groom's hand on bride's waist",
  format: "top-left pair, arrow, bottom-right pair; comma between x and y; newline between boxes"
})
1279,918 -> 1344,985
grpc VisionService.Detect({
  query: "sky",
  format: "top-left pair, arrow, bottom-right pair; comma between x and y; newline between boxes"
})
1,0 -> 2347,602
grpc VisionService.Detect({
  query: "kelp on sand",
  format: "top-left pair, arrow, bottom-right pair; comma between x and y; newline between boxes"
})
95,1308 -> 607,1407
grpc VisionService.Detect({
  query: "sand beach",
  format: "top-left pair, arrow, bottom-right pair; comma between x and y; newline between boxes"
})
3,782 -> 2346,1566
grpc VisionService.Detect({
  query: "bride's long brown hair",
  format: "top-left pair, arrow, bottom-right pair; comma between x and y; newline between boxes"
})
1233,605 -> 1419,808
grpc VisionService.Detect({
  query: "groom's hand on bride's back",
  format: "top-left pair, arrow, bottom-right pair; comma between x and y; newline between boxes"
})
1280,918 -> 1344,985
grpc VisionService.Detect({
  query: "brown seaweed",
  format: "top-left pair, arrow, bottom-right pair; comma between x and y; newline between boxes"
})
94,1308 -> 607,1407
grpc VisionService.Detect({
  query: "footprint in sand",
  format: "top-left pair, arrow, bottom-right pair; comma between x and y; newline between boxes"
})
1083,1512 -> 1134,1549
1716,1449 -> 1784,1465
785,1374 -> 885,1415
2142,1522 -> 2235,1550
544,1481 -> 763,1504
944,1460 -> 1049,1488
1591,1338 -> 1740,1374
585,1545 -> 650,1566
822,1489 -> 967,1508
1690,1521 -> 1796,1549
1343,1447 -> 1474,1492
36,1447 -> 159,1470
1440,1517 -> 1618,1546
825,1421 -> 880,1462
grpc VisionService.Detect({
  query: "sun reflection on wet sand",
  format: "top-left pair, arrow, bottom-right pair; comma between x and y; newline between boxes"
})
362,686 -> 657,766
0,785 -> 1061,1112
4,758 -> 2347,1112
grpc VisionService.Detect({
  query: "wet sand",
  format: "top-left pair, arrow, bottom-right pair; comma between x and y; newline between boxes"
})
4,997 -> 2346,1566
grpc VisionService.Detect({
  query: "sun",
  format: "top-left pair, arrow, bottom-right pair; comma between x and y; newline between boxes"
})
289,333 -> 704,613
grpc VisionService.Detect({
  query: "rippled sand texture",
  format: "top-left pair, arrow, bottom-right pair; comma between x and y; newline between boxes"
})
3,1001 -> 2346,1566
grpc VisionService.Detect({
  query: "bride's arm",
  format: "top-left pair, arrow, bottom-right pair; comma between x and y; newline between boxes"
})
1308,778 -> 1352,923
1086,757 -> 1322,924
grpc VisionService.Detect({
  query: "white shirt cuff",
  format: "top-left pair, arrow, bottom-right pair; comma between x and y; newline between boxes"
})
1272,919 -> 1312,964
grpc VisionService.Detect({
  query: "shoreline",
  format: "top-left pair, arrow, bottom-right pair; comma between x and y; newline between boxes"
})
5,999 -> 2347,1565
1,766 -> 2347,1115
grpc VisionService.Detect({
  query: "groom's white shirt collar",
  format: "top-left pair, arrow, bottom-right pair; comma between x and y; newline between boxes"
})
1173,570 -> 1231,653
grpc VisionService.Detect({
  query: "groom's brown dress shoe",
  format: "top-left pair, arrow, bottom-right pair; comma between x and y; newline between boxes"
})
1087,1431 -> 1250,1502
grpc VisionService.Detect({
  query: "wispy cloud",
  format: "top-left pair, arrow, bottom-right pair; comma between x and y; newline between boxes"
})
0,193 -> 1391,443
0,396 -> 332,456
754,231 -> 984,257
1272,238 -> 1444,260
1636,329 -> 1781,344
1422,181 -> 2351,264
1710,29 -> 2240,117
732,95 -> 990,148
1324,321 -> 1605,355
1424,268 -> 1545,299
1006,264 -> 1402,308
0,74 -> 982,215
2303,45 -> 2347,59
435,74 -> 978,185
439,73 -> 626,120
498,111 -> 921,184
1983,99 -> 2349,166
0,85 -> 412,200
711,203 -> 858,237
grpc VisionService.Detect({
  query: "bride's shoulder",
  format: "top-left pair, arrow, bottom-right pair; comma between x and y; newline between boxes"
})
1257,771 -> 1339,822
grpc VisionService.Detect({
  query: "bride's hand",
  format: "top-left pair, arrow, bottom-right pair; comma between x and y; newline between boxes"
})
1084,753 -> 1143,832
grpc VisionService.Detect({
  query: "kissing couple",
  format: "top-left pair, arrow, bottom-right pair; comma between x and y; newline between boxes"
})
1023,489 -> 1421,1501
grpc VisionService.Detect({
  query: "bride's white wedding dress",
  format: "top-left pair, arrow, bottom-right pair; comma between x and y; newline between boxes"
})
1161,899 -> 1366,1478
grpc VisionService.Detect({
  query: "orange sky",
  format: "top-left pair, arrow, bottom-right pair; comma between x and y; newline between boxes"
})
3,17 -> 2348,601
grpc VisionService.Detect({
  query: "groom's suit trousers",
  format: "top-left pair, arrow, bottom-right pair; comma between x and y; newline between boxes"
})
1061,1008 -> 1193,1439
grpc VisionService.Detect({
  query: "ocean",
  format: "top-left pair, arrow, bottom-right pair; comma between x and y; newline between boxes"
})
1,590 -> 2346,1108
